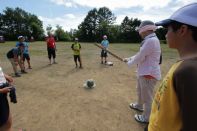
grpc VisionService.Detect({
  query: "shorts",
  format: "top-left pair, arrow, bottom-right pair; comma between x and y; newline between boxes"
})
0,93 -> 9,127
23,54 -> 30,61
74,55 -> 81,62
47,47 -> 56,59
101,50 -> 107,57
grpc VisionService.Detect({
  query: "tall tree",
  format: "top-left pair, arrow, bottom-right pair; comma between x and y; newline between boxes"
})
0,7 -> 44,40
54,25 -> 71,41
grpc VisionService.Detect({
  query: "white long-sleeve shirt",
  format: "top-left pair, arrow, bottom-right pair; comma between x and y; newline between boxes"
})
127,33 -> 161,80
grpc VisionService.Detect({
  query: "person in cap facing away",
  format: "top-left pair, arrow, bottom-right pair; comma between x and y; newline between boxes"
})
147,3 -> 197,131
16,36 -> 32,69
46,33 -> 57,65
7,42 -> 27,77
100,35 -> 109,64
123,20 -> 161,123
71,38 -> 83,68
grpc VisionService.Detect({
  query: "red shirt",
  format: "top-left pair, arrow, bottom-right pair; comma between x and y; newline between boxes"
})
47,37 -> 56,48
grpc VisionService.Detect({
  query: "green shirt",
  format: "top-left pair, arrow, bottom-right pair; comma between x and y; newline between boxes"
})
71,42 -> 81,55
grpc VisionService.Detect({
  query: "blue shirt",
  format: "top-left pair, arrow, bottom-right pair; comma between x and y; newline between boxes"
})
101,40 -> 109,48
16,42 -> 29,54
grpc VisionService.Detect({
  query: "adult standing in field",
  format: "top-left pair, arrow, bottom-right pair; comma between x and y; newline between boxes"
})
123,20 -> 161,123
16,36 -> 32,69
0,66 -> 14,131
100,35 -> 109,64
147,3 -> 197,131
71,38 -> 83,68
46,33 -> 57,65
7,43 -> 27,77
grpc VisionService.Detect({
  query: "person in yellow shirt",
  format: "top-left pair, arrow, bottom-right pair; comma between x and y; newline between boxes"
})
147,3 -> 197,131
71,38 -> 82,68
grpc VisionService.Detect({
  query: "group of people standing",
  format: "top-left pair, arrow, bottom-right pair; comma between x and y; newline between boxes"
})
1,3 -> 197,131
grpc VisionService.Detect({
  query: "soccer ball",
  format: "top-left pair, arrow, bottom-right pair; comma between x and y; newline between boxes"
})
84,79 -> 96,89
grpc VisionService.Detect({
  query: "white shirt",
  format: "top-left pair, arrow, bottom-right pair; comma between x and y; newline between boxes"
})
0,67 -> 6,86
127,33 -> 161,80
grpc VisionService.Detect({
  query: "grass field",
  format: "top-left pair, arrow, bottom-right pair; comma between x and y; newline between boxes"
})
0,41 -> 179,131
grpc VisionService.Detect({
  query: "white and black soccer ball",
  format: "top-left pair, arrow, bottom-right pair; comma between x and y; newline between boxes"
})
83,79 -> 96,89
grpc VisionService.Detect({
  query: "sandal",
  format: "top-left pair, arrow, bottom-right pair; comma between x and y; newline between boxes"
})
134,114 -> 149,124
129,103 -> 144,112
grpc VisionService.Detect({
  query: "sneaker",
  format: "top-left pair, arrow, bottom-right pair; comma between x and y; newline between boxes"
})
28,66 -> 32,69
134,114 -> 149,124
79,66 -> 83,69
101,61 -> 103,64
15,73 -> 21,77
53,61 -> 57,64
21,70 -> 27,74
129,103 -> 144,112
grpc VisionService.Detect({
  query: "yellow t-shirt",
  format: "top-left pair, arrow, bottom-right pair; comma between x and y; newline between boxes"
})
149,61 -> 183,131
71,42 -> 81,55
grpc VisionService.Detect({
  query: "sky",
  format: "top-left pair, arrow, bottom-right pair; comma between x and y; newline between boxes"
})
0,0 -> 196,32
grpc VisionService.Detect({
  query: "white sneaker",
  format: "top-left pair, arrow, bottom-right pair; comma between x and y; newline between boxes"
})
134,114 -> 149,124
129,103 -> 143,112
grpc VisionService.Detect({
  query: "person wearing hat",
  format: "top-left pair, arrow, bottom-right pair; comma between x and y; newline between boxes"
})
7,42 -> 27,77
147,3 -> 197,131
16,36 -> 32,69
123,20 -> 161,123
71,38 -> 83,68
46,33 -> 57,65
100,35 -> 109,64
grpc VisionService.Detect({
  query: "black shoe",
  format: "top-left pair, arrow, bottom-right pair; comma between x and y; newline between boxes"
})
21,70 -> 28,74
15,73 -> 21,77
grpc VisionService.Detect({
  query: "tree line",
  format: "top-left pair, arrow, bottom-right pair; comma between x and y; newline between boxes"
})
0,7 -> 166,43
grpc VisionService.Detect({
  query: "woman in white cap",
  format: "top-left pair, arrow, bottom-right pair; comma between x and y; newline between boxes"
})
124,20 -> 161,123
148,3 -> 197,131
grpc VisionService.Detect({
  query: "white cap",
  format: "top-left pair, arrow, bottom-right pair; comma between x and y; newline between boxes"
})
103,35 -> 107,38
136,20 -> 157,33
18,35 -> 24,40
156,3 -> 197,27
75,38 -> 78,41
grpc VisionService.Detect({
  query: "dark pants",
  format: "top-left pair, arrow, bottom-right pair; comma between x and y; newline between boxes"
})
74,55 -> 81,62
0,85 -> 9,127
23,53 -> 30,61
47,47 -> 56,59
100,50 -> 108,57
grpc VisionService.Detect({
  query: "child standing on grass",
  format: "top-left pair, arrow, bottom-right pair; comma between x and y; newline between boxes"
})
71,38 -> 82,68
147,3 -> 197,131
100,35 -> 109,64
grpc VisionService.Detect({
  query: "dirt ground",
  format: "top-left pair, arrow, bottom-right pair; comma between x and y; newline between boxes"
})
0,42 -> 176,131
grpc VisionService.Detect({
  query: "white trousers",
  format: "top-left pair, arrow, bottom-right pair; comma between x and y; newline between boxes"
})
136,76 -> 157,121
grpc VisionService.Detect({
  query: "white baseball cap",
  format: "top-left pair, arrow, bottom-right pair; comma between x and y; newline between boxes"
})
75,38 -> 78,41
103,35 -> 107,38
18,35 -> 24,40
156,3 -> 197,27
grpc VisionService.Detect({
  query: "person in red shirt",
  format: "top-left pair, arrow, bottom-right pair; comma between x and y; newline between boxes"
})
46,33 -> 57,65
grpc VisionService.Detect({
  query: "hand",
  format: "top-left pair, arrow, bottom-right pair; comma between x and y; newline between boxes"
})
5,74 -> 14,83
0,87 -> 12,93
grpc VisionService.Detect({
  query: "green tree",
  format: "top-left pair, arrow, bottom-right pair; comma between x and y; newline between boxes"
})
54,25 -> 71,41
120,17 -> 141,43
0,7 -> 44,40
